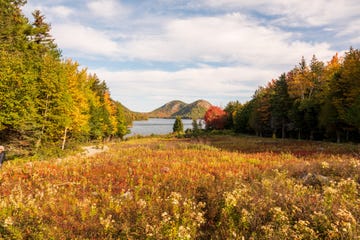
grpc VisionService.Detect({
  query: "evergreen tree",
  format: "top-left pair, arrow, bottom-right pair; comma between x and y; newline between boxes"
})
224,101 -> 242,129
192,118 -> 200,135
173,116 -> 184,134
114,102 -> 129,139
0,0 -> 38,143
249,86 -> 272,137
233,100 -> 253,133
270,73 -> 291,138
30,10 -> 59,58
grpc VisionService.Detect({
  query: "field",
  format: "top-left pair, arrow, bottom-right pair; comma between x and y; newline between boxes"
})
0,135 -> 359,239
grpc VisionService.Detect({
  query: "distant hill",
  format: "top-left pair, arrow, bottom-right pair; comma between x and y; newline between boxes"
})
148,99 -> 212,119
148,100 -> 188,118
117,102 -> 148,122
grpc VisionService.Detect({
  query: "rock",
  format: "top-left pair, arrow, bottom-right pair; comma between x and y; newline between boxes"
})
303,173 -> 329,187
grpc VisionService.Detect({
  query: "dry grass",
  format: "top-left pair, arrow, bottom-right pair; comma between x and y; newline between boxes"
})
0,135 -> 359,239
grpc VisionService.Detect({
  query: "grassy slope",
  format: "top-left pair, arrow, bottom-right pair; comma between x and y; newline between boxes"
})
0,135 -> 359,239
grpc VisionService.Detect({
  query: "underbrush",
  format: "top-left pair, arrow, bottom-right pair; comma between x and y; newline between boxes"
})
0,135 -> 359,239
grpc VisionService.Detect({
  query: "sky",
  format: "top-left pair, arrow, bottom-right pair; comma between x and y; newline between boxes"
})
22,0 -> 360,112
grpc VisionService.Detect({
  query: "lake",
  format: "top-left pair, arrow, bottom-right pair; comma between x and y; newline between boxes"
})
126,118 -> 199,137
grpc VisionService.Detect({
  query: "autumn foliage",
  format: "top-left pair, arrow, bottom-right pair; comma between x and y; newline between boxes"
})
204,106 -> 227,130
224,48 -> 360,142
0,136 -> 359,239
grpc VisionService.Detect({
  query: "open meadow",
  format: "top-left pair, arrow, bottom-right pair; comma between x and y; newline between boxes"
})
0,135 -> 359,239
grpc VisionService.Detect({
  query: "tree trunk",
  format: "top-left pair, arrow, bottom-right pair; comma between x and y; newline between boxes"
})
310,130 -> 314,141
336,130 -> 341,143
36,95 -> 49,149
62,127 -> 68,150
272,131 -> 276,139
281,119 -> 285,139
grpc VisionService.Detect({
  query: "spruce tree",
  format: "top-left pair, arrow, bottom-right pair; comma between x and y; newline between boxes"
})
173,116 -> 184,134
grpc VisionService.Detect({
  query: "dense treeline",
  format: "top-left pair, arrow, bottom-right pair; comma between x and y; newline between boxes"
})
0,0 -> 130,153
224,48 -> 360,143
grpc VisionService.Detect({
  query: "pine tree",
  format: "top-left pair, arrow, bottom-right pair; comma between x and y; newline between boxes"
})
192,119 -> 199,132
30,10 -> 59,57
173,116 -> 184,134
270,73 -> 291,138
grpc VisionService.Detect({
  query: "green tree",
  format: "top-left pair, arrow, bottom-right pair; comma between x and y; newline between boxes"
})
0,0 -> 39,144
341,48 -> 360,133
34,54 -> 70,149
114,102 -> 129,139
0,0 -> 29,51
270,74 -> 291,138
29,10 -> 59,58
233,100 -> 253,133
287,56 -> 325,140
0,0 -> 135,153
173,116 -> 184,134
88,75 -> 113,140
249,86 -> 272,137
191,118 -> 200,135
224,101 -> 242,129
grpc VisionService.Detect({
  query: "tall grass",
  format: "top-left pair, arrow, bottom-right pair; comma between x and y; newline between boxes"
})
0,136 -> 359,239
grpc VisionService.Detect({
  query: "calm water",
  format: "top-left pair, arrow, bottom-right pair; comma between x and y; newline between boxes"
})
126,118 -> 195,137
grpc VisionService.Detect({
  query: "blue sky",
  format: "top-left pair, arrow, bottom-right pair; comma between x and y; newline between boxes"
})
23,0 -> 360,112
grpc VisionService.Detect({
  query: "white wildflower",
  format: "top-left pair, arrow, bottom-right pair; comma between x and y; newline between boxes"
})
321,161 -> 330,169
122,190 -> 133,200
224,192 -> 237,207
137,199 -> 147,209
100,215 -> 115,231
3,217 -> 13,227
178,225 -> 191,239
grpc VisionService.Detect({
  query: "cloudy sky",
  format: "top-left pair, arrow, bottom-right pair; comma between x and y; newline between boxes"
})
23,0 -> 360,112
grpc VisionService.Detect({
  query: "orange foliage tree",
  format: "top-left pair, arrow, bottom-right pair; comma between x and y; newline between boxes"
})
204,106 -> 227,130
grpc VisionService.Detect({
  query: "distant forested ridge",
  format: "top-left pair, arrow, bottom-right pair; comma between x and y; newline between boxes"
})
0,0 -> 133,153
224,48 -> 360,143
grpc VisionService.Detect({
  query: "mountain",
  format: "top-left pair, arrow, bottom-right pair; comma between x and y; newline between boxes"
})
148,100 -> 188,118
148,99 -> 212,119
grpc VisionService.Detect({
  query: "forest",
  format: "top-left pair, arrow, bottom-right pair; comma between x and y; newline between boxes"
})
220,48 -> 360,143
0,0 -> 135,156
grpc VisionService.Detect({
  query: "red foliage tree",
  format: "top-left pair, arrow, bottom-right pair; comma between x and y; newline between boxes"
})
204,106 -> 227,130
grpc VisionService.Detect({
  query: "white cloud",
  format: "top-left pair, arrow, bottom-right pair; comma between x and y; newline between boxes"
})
24,1 -> 337,66
336,19 -> 360,45
87,0 -> 130,19
45,5 -> 74,19
22,3 -> 74,22
200,0 -> 360,27
52,23 -> 120,57
118,13 -> 333,66
93,65 -> 277,112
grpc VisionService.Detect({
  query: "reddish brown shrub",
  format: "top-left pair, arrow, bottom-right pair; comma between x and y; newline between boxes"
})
204,106 -> 227,130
